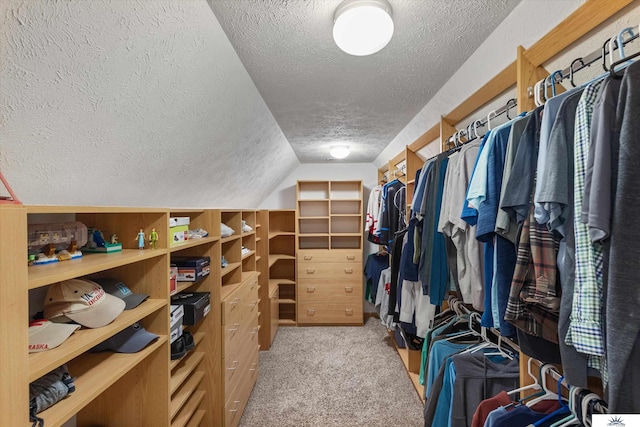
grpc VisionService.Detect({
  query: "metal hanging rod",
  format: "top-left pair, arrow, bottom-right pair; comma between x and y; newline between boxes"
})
446,98 -> 517,146
528,27 -> 639,96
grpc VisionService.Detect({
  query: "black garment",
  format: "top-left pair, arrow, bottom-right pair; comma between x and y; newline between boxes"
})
388,228 -> 407,320
379,180 -> 405,246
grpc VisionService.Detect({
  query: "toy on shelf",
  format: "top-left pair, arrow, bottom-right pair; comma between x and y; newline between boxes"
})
82,227 -> 123,253
135,229 -> 146,249
27,222 -> 87,265
149,228 -> 159,249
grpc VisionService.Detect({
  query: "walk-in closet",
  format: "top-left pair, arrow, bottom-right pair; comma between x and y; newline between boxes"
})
2,1 -> 640,426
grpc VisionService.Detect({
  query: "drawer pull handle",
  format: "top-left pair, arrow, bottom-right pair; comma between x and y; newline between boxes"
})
249,301 -> 258,308
307,308 -> 316,315
251,327 -> 258,334
304,255 -> 312,260
229,323 -> 241,333
345,286 -> 353,293
230,298 -> 240,309
307,268 -> 315,274
249,363 -> 257,372
347,255 -> 356,260
250,281 -> 258,290
345,308 -> 354,315
228,360 -> 239,371
229,400 -> 241,412
344,268 -> 353,274
307,287 -> 315,293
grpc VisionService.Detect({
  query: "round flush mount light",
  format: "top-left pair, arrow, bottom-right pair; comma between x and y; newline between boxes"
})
333,0 -> 394,56
330,145 -> 351,159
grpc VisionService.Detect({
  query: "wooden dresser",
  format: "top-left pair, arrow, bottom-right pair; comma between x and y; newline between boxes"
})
295,181 -> 363,326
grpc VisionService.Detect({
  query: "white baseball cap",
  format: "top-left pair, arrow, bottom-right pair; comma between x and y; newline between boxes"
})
44,278 -> 126,328
29,319 -> 80,353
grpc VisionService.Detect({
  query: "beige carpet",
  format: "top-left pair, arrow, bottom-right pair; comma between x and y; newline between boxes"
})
239,318 -> 424,427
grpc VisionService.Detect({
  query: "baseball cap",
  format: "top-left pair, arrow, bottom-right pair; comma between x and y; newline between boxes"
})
28,320 -> 81,353
90,322 -> 159,353
91,278 -> 149,310
44,278 -> 126,328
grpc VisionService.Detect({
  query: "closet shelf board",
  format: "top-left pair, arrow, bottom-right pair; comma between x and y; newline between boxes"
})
221,262 -> 241,278
221,235 -> 241,244
298,216 -> 329,220
169,236 -> 219,253
278,319 -> 296,326
183,409 -> 206,427
170,352 -> 206,394
241,231 -> 256,238
170,332 -> 205,371
36,338 -> 166,427
220,282 -> 242,301
269,231 -> 296,239
242,250 -> 256,260
279,299 -> 296,305
29,299 -> 166,381
28,250 -> 166,290
26,205 -> 167,214
268,254 -> 295,267
240,271 -> 260,283
171,390 -> 205,427
170,370 -> 205,419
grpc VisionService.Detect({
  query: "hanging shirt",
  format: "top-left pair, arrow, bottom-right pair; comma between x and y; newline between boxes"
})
378,180 -> 404,246
461,132 -> 490,226
365,185 -> 383,243
566,79 -> 605,357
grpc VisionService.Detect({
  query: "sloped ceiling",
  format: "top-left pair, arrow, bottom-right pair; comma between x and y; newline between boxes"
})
0,0 -> 298,208
207,0 -> 522,163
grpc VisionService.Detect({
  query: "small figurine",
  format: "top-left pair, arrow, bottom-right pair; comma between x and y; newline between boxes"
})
149,228 -> 159,249
135,229 -> 146,249
111,234 -> 119,245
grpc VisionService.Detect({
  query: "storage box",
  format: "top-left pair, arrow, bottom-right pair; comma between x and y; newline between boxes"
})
171,257 -> 211,282
169,217 -> 190,227
170,225 -> 188,245
170,304 -> 184,343
171,292 -> 211,326
169,264 -> 178,295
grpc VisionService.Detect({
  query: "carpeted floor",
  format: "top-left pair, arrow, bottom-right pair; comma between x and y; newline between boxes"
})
239,318 -> 424,427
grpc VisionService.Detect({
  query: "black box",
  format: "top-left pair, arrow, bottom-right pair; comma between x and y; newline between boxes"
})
170,292 -> 211,326
171,256 -> 210,269
171,256 -> 211,282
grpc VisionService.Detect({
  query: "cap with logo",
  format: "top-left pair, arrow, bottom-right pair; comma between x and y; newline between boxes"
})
43,278 -> 126,328
28,320 -> 81,353
90,322 -> 159,353
91,278 -> 149,310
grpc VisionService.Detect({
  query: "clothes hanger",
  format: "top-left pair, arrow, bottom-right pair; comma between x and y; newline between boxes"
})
616,26 -> 636,59
549,386 -> 579,427
486,109 -> 497,131
525,364 -> 561,407
507,357 -> 542,397
579,392 -> 601,427
533,79 -> 543,107
549,70 -> 564,98
569,57 -> 585,87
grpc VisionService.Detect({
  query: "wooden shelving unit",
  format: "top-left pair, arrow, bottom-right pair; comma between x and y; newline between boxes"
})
268,210 -> 297,326
256,210 -> 275,350
296,181 -> 364,325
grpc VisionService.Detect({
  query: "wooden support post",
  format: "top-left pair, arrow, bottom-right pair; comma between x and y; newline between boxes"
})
440,116 -> 457,153
516,46 -> 549,114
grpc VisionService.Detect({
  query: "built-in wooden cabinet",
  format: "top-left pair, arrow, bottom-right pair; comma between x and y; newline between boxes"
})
268,210 -> 296,326
256,210 -> 277,350
296,181 -> 364,325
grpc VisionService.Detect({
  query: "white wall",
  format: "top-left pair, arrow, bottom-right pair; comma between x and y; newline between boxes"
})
0,0 -> 299,208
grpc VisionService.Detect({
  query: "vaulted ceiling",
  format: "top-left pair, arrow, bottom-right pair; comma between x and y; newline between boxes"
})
208,0 -> 522,162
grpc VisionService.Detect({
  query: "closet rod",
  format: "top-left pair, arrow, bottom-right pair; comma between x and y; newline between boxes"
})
446,98 -> 517,146
528,29 -> 639,94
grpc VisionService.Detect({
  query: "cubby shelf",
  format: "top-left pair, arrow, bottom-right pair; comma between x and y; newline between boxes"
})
169,236 -> 219,252
38,337 -> 167,427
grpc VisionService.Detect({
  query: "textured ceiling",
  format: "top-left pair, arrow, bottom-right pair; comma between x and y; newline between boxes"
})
207,0 -> 521,162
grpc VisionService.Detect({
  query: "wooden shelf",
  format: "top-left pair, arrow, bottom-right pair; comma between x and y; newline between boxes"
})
256,255 -> 261,261
269,231 -> 295,239
241,271 -> 260,282
175,280 -> 197,295
29,299 -> 166,381
330,232 -> 361,236
298,233 -> 329,237
28,250 -> 166,290
221,235 -> 241,244
220,282 -> 242,301
391,334 -> 425,403
171,332 -> 205,370
279,299 -> 296,304
171,352 -> 205,394
298,198 -> 329,202
171,390 -> 205,427
184,409 -> 206,427
298,216 -> 329,220
242,249 -> 256,260
278,319 -> 296,326
268,254 -> 295,267
255,237 -> 262,242
330,214 -> 361,217
37,338 -> 166,427
241,231 -> 256,238
221,262 -> 241,278
169,236 -> 219,252
330,198 -> 361,202
171,370 -> 205,419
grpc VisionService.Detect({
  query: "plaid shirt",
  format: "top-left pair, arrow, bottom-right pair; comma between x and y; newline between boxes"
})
505,205 -> 561,344
565,80 -> 605,357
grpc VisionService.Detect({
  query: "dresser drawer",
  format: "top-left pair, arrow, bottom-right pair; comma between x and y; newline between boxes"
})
298,301 -> 363,325
298,279 -> 362,302
297,262 -> 361,279
224,322 -> 259,388
222,276 -> 259,325
223,309 -> 258,356
224,348 -> 259,427
298,249 -> 361,263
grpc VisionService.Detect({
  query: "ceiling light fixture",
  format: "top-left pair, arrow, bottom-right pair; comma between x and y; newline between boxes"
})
333,0 -> 394,56
330,145 -> 351,159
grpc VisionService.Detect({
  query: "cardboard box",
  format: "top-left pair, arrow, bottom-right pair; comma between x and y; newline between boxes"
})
170,225 -> 188,245
172,256 -> 211,269
169,217 -> 190,227
170,304 -> 184,343
171,292 -> 211,326
169,264 -> 178,295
